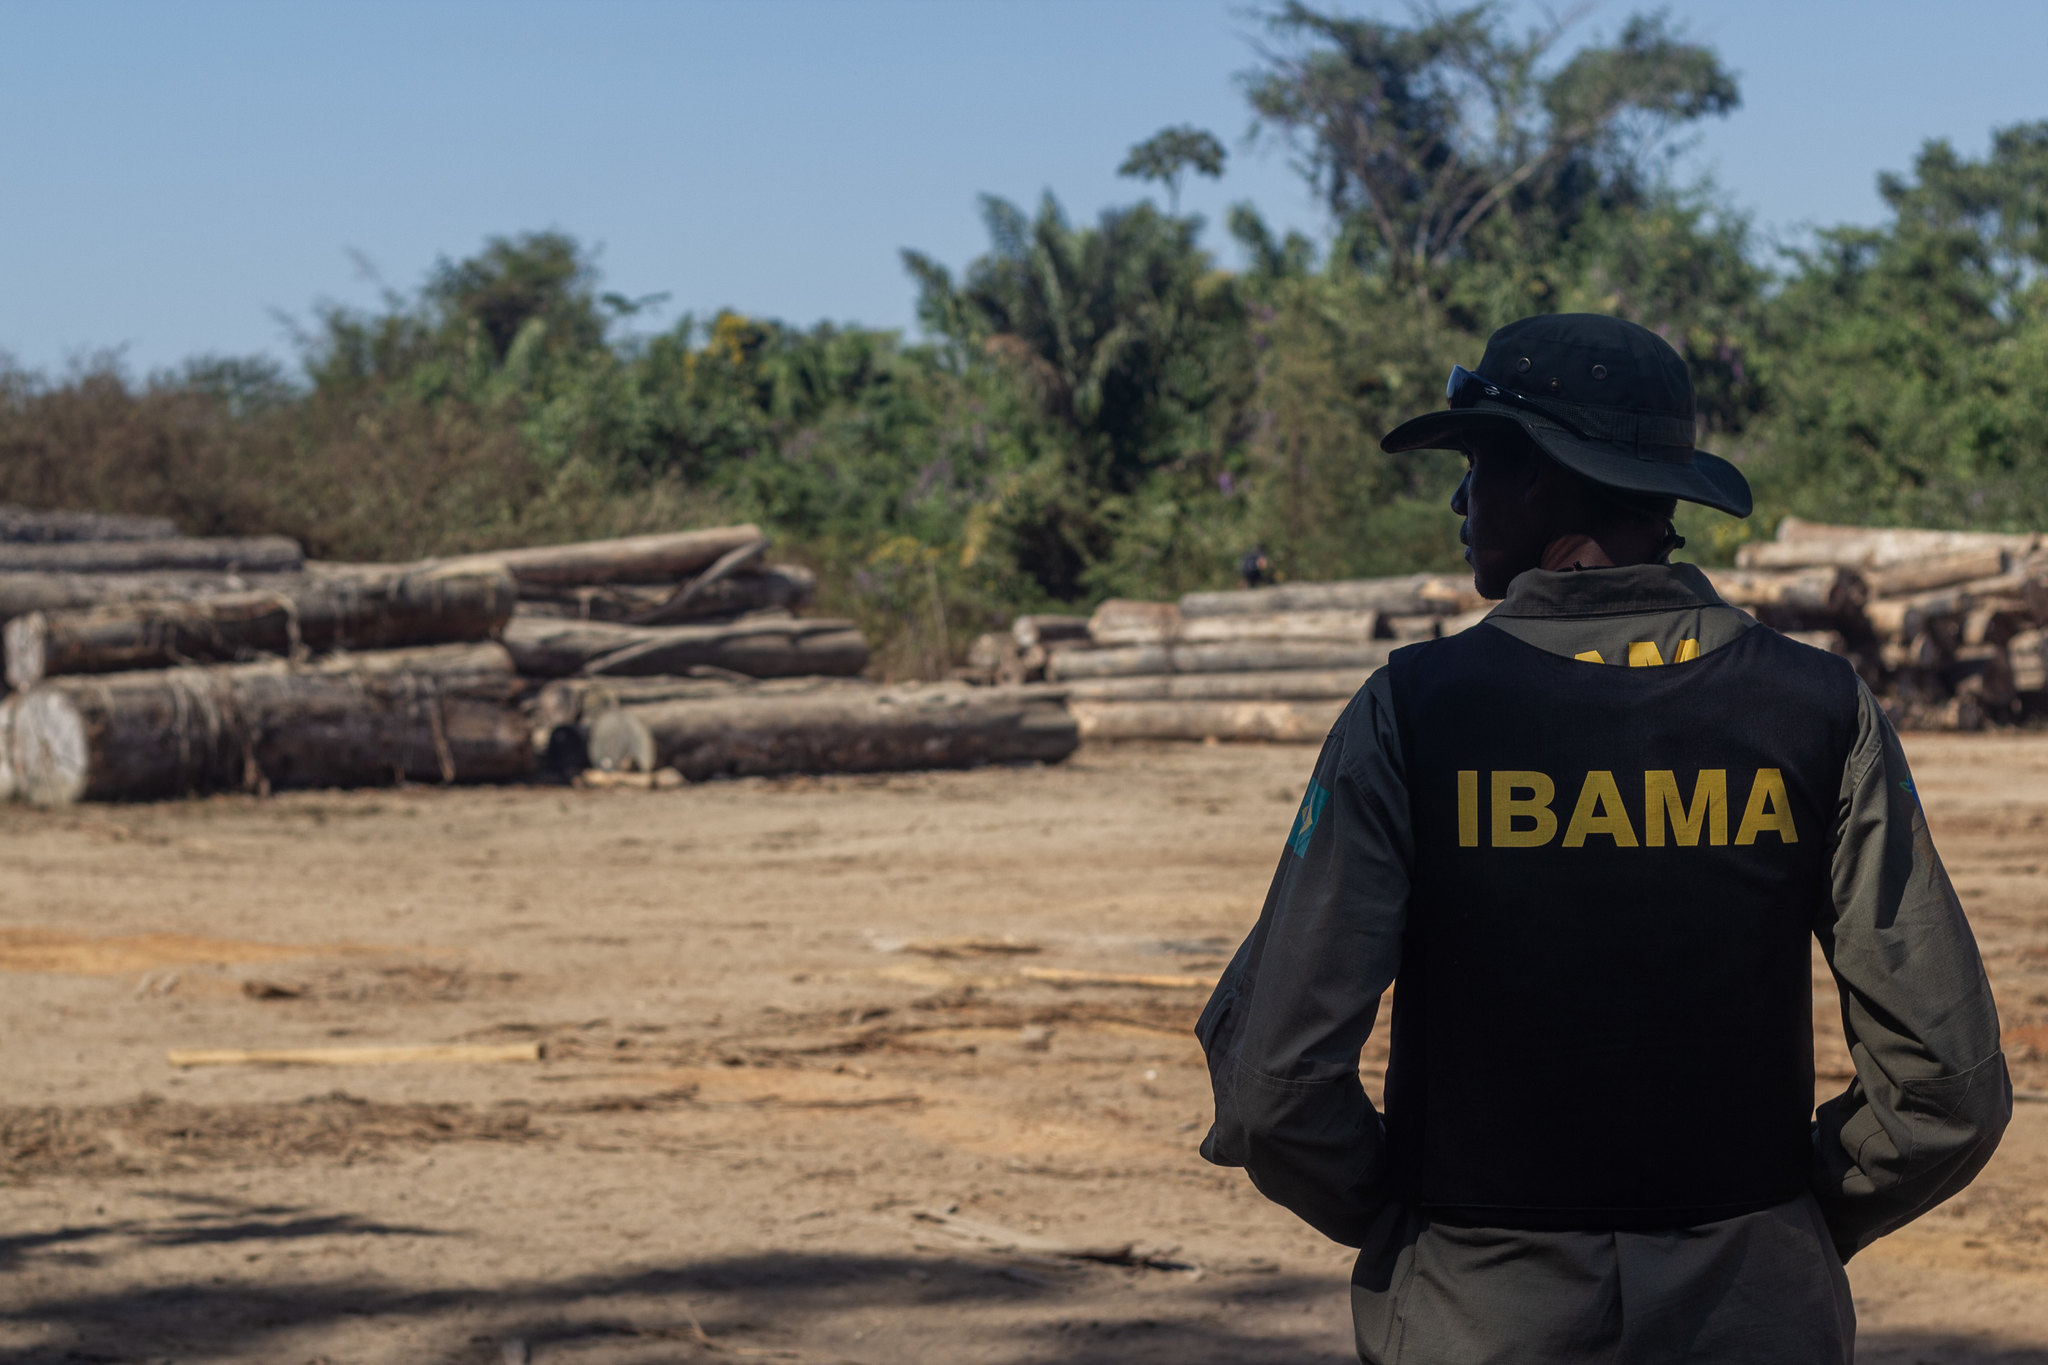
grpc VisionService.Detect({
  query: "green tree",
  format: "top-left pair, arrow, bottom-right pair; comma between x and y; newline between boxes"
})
1118,125 -> 1228,213
1747,122 -> 2048,532
1244,3 -> 1737,292
903,193 -> 1252,598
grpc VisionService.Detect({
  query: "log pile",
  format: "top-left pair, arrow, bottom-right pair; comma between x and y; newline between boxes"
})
1715,518 -> 2048,730
961,575 -> 1488,742
0,512 -> 1080,802
964,519 -> 2048,741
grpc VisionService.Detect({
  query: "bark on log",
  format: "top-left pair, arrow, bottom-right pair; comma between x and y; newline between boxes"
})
1058,668 -> 1371,702
0,536 -> 303,575
1864,585 -> 1984,637
0,694 -> 16,802
0,505 -> 177,543
0,571 -> 274,624
501,616 -> 869,679
439,525 -> 764,588
1088,600 -> 1380,646
1011,614 -> 1091,649
1702,567 -> 1867,614
11,643 -> 529,806
535,673 -> 874,731
512,565 -> 814,623
1860,550 -> 2012,598
584,683 -> 1077,780
1382,614 -> 1441,641
2010,629 -> 2047,693
1047,639 -> 1398,681
1069,698 -> 1346,743
5,564 -> 516,688
1180,574 -> 1480,618
1739,520 -> 2036,570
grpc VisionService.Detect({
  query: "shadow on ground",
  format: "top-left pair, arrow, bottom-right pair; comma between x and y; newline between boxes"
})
1858,1335 -> 2048,1365
0,1199 -> 1349,1365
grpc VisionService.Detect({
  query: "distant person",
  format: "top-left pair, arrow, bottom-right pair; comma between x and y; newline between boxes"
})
1239,544 -> 1271,589
1197,314 -> 2009,1364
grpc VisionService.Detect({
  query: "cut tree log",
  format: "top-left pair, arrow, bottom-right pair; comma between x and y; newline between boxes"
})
0,571 -> 275,625
1011,614 -> 1091,649
534,673 -> 875,731
1058,668 -> 1370,702
584,682 -> 1077,780
1017,967 -> 1216,991
5,563 -> 516,688
166,1042 -> 541,1067
1068,698 -> 1346,743
0,694 -> 16,802
1860,549 -> 2012,598
513,564 -> 815,624
439,524 -> 764,588
1180,574 -> 1480,618
1047,639 -> 1398,681
0,536 -> 303,575
11,642 -> 530,806
1739,520 -> 2037,570
1702,566 -> 1867,615
1864,586 -> 1980,638
2010,629 -> 2047,693
0,504 -> 177,543
1088,599 -> 1381,646
501,615 -> 868,679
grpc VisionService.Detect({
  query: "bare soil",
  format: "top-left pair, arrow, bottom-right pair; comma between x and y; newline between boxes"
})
1,735 -> 2045,1364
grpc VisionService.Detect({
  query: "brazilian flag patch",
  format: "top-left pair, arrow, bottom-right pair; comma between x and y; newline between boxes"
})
1290,781 -> 1330,859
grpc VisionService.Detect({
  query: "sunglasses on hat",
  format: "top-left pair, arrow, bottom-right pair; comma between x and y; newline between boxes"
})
1444,364 -> 1589,439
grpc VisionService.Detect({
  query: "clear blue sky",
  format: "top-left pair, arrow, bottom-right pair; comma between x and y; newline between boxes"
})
3,0 -> 2047,375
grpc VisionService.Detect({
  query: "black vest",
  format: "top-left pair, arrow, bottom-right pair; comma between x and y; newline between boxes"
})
1384,622 -> 1859,1230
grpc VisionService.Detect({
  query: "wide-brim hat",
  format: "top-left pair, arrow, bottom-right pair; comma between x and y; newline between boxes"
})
1380,313 -> 1752,518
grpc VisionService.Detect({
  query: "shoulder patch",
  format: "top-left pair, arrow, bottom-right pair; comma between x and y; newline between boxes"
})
1289,782 -> 1330,859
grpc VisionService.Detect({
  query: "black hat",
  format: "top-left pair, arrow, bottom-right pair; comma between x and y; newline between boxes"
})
1380,313 -> 1751,518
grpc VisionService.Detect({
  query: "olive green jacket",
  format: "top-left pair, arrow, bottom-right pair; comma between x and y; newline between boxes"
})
1197,563 -> 2011,1365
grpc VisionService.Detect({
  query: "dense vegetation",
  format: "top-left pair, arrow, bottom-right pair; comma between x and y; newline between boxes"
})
5,3 -> 2047,675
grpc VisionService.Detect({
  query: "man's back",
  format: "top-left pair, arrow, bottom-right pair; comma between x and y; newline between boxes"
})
1198,563 -> 2011,1364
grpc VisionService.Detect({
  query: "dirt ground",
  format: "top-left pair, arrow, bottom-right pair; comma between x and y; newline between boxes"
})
2,734 -> 2047,1365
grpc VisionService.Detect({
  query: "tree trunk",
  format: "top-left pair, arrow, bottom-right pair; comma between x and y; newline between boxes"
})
1058,667 -> 1373,702
1047,639 -> 1397,681
1068,698 -> 1346,742
584,683 -> 1077,780
1088,600 -> 1381,646
10,643 -> 530,806
0,505 -> 178,543
438,525 -> 765,588
5,564 -> 516,688
501,616 -> 869,679
0,571 -> 279,625
512,565 -> 816,624
0,536 -> 303,575
1180,574 -> 1479,619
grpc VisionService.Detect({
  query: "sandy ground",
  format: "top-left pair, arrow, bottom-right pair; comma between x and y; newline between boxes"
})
1,734 -> 2046,1364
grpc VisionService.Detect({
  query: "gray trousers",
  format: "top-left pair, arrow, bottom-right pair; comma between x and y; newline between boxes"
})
1351,1194 -> 1854,1364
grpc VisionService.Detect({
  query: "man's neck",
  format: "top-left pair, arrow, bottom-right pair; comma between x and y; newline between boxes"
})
1537,529 -> 1665,573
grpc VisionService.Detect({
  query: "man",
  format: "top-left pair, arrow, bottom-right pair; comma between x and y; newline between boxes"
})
1241,543 -> 1273,590
1197,314 -> 2010,1363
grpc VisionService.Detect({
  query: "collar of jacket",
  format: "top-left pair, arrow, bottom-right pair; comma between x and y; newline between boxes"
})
1487,562 -> 1728,620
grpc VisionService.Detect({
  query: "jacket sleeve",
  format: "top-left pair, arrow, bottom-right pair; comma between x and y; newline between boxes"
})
1811,683 -> 2012,1260
1195,670 -> 1412,1246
